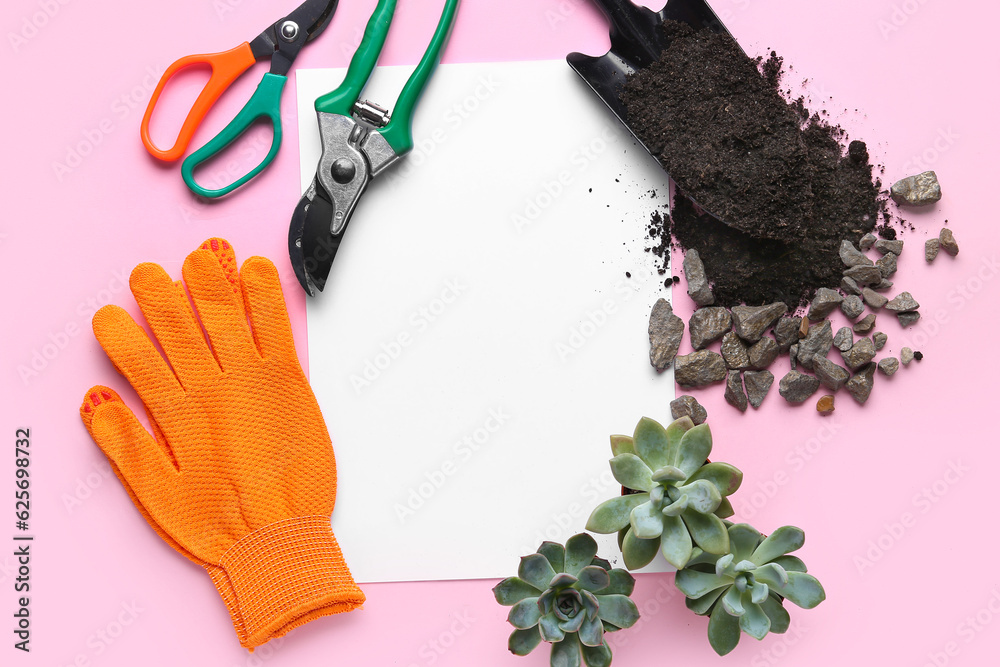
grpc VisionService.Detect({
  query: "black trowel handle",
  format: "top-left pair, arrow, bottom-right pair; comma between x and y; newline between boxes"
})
585,0 -> 667,65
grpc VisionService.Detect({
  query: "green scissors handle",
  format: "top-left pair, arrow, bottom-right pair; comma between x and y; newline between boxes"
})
181,72 -> 287,198
315,0 -> 460,154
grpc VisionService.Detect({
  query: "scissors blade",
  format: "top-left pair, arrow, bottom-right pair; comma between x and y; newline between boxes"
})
250,0 -> 339,62
289,177 -> 341,295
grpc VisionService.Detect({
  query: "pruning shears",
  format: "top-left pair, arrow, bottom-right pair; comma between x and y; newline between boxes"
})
140,0 -> 339,198
289,0 -> 460,296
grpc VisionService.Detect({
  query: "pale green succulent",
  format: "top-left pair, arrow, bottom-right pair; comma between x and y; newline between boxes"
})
675,523 -> 826,656
585,416 -> 742,570
492,533 -> 640,667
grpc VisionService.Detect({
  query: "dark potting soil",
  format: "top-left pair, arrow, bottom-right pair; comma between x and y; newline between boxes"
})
625,22 -> 894,308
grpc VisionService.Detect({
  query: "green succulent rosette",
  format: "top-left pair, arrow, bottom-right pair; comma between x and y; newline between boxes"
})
675,523 -> 826,656
586,416 -> 743,570
492,533 -> 640,667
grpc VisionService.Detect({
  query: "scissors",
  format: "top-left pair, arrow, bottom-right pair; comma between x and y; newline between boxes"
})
289,0 -> 460,295
140,0 -> 339,198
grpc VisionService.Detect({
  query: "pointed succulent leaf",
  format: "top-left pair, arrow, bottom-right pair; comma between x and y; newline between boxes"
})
739,599 -> 772,640
590,556 -> 612,571
687,586 -> 726,615
760,595 -> 791,634
564,533 -> 599,576
539,588 -> 556,615
751,581 -> 770,604
610,434 -> 635,457
509,627 -> 543,656
595,594 -> 640,629
520,554 -> 557,591
660,513 -> 694,569
728,524 -> 763,562
539,612 -> 566,643
661,495 -> 689,517
686,546 -> 719,568
508,597 -> 543,629
609,453 -> 654,492
630,501 -> 665,540
581,590 -> 600,619
682,509 -> 730,555
675,423 -> 713,477
675,479 -> 722,514
595,568 -> 635,597
578,614 -> 605,647
771,555 -> 808,573
581,641 -> 613,667
549,573 -> 578,590
551,634 -> 581,667
715,553 -> 734,577
649,485 -> 666,507
675,568 -> 732,599
633,417 -> 672,470
651,465 -> 687,483
538,541 -> 566,573
751,526 -> 806,565
494,577 -> 543,606
715,497 -> 735,519
707,599 -> 742,656
559,609 -> 586,633
754,562 -> 788,586
621,528 -> 659,570
756,570 -> 826,609
586,493 -> 649,534
577,566 -> 611,592
687,462 -> 744,497
722,585 -> 745,616
664,416 -> 695,466
734,560 -> 757,573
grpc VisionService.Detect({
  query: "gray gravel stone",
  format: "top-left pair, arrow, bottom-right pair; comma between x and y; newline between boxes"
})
925,238 -> 940,262
876,252 -> 898,278
841,337 -> 876,371
862,287 -> 888,309
875,239 -> 904,255
885,291 -> 919,313
689,307 -> 732,350
721,332 -> 751,370
796,321 -> 833,371
670,395 -> 708,425
683,249 -> 715,306
872,279 -> 894,292
859,233 -> 877,251
897,311 -> 921,327
840,295 -> 864,319
808,288 -> 844,321
846,363 -> 877,404
724,371 -> 748,412
789,344 -> 799,370
834,327 -> 854,352
778,370 -> 821,404
844,265 -> 882,285
854,313 -> 876,334
873,332 -> 887,350
674,350 -> 728,388
878,357 -> 899,376
891,170 -> 942,206
648,298 -> 684,371
939,228 -> 959,256
840,240 -> 874,268
841,276 -> 862,296
813,356 -> 851,392
744,370 -> 774,409
901,347 -> 914,365
748,336 -> 780,370
731,303 -> 788,343
773,317 -> 802,352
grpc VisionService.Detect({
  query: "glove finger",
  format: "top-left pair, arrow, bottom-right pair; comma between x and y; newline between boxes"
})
80,386 -> 178,514
93,305 -> 184,406
240,256 -> 297,363
130,262 -> 221,387
182,239 -> 257,371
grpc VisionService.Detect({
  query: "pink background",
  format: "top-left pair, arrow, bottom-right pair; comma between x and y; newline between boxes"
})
2,0 -> 999,665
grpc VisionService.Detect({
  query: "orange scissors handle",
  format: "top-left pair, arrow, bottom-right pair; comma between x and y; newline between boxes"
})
140,42 -> 257,162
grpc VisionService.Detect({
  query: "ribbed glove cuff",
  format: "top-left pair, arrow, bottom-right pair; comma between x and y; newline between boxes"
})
218,516 -> 365,648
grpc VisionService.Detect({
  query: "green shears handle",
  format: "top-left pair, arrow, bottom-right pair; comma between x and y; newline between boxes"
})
181,72 -> 287,198
314,0 -> 460,155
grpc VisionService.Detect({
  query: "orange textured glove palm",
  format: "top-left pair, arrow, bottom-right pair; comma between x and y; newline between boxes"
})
80,239 -> 364,649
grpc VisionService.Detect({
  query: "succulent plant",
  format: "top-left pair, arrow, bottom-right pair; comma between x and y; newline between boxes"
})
585,416 -> 742,570
675,523 -> 826,656
493,533 -> 640,667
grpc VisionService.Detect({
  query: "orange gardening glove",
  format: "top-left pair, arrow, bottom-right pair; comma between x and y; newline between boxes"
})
79,239 -> 365,649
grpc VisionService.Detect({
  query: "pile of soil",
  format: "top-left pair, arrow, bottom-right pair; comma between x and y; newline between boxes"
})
624,22 -> 893,308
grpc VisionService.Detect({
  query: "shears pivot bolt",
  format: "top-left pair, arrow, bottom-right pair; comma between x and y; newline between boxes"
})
331,158 -> 357,184
280,21 -> 300,42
